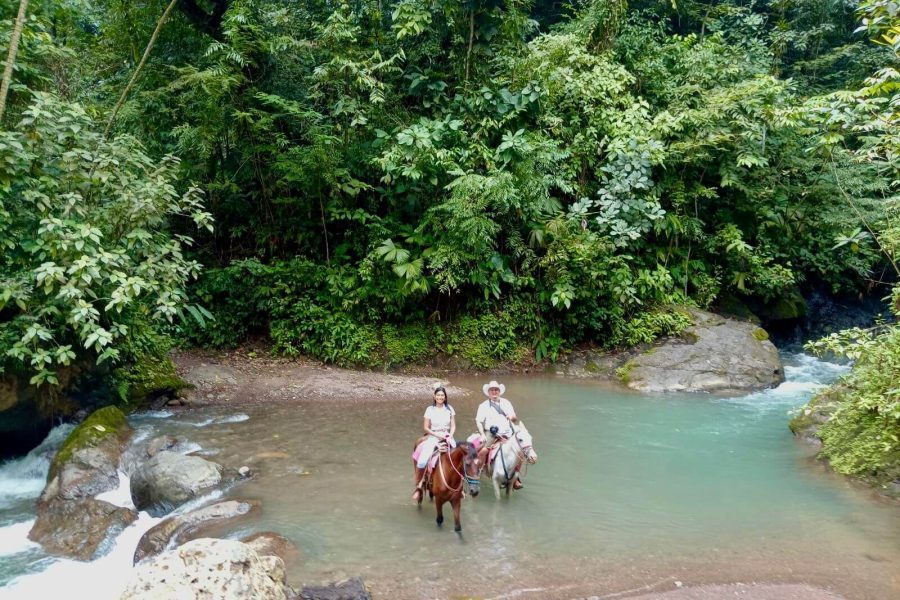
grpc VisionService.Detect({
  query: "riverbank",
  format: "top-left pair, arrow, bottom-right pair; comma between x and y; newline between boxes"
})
171,347 -> 475,407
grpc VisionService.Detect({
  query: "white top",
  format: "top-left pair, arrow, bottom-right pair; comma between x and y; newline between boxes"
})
424,404 -> 455,434
476,398 -> 515,438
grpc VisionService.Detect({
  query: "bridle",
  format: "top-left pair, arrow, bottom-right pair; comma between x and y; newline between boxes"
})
439,443 -> 480,496
498,430 -> 535,483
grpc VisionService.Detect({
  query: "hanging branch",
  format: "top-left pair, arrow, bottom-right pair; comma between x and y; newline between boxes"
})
103,0 -> 179,139
0,0 -> 30,123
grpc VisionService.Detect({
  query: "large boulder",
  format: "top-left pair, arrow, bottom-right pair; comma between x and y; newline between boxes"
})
621,309 -> 784,394
120,538 -> 290,600
130,451 -> 226,516
28,406 -> 136,560
28,498 -> 136,561
134,499 -> 260,563
44,406 -> 133,500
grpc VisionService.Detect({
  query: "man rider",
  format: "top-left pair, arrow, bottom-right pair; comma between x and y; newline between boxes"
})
475,380 -> 524,489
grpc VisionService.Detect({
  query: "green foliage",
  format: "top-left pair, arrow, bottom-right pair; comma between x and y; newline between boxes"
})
0,93 -> 211,387
382,324 -> 433,366
805,320 -> 900,486
447,311 -> 531,369
8,0 -> 900,388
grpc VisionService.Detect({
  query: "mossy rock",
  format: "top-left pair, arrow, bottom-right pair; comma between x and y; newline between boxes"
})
117,355 -> 187,406
49,406 -> 131,481
715,293 -> 761,324
762,287 -> 807,321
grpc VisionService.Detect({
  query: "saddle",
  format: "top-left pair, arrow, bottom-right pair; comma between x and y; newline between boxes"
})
486,438 -> 507,468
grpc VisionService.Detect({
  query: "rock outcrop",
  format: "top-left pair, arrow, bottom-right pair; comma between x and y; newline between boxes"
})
120,538 -> 291,600
134,499 -> 260,563
28,406 -> 136,560
621,309 -> 784,394
130,450 -> 227,516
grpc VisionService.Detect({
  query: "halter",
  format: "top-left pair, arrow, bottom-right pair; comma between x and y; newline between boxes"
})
498,430 -> 533,483
439,444 -> 479,496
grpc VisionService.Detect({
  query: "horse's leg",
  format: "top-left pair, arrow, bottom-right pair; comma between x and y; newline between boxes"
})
452,496 -> 462,532
435,495 -> 444,527
492,471 -> 501,499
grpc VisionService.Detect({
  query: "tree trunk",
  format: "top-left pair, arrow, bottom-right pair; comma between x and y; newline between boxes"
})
103,0 -> 179,139
0,0 -> 30,123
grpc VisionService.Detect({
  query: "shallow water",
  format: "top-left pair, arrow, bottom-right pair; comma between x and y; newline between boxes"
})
1,353 -> 898,599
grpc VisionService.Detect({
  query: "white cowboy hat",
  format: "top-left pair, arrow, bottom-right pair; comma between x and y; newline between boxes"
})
482,380 -> 505,396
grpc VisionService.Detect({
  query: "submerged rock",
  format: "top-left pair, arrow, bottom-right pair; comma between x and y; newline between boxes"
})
29,498 -> 136,561
28,406 -> 135,560
130,450 -> 226,517
300,578 -> 372,600
134,499 -> 260,563
622,309 -> 784,394
241,531 -> 300,567
121,538 -> 290,600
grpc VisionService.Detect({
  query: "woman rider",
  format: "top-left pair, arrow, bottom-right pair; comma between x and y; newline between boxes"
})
411,385 -> 456,502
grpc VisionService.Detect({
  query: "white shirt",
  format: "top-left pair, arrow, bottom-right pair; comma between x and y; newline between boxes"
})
476,398 -> 515,438
424,404 -> 455,434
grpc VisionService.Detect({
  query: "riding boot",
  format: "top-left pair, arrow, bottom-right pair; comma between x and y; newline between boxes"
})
412,467 -> 425,501
513,465 -> 524,489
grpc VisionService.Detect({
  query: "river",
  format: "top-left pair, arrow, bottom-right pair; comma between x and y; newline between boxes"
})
1,353 -> 898,599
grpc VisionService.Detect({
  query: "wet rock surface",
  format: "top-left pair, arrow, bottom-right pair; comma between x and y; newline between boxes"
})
28,498 -> 136,561
241,531 -> 301,566
28,406 -> 134,560
133,499 -> 260,563
120,538 -> 290,600
130,450 -> 226,516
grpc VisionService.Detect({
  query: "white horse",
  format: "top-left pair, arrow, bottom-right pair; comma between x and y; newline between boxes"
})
488,421 -> 537,499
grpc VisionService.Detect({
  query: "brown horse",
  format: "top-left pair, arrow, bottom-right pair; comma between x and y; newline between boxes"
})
417,441 -> 480,532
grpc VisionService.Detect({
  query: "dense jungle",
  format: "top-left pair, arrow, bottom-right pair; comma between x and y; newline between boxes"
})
1,0 -> 899,515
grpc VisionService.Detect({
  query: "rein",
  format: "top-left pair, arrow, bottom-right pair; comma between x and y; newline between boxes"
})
438,445 -> 478,496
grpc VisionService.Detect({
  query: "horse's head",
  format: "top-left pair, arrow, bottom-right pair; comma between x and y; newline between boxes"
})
460,442 -> 480,497
515,422 -> 537,465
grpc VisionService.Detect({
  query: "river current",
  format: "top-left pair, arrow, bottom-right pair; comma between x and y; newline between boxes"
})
0,353 -> 898,599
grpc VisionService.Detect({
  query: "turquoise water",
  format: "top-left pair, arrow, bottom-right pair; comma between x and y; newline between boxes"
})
1,353 -> 898,599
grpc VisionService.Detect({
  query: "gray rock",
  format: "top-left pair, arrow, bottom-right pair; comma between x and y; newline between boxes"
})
146,435 -> 179,458
130,451 -> 225,516
28,498 -> 136,561
239,465 -> 252,478
300,578 -> 371,600
134,499 -> 260,563
624,309 -> 784,394
120,538 -> 289,600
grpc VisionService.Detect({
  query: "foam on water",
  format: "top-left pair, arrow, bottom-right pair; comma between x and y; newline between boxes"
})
0,522 -> 38,557
0,512 -> 162,600
94,471 -> 135,510
191,413 -> 250,427
0,424 -> 73,510
139,410 -> 174,419
719,352 -> 849,409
